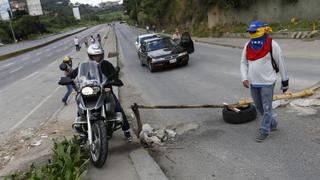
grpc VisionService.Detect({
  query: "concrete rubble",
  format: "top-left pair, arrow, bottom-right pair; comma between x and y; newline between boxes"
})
139,124 -> 177,147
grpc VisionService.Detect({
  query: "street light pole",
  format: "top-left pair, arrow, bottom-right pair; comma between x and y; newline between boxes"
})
7,8 -> 17,42
9,19 -> 17,42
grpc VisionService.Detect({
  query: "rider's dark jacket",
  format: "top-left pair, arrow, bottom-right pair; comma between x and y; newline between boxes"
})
68,60 -> 118,81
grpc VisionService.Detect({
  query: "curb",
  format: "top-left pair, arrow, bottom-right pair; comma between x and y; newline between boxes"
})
0,27 -> 88,61
113,26 -> 169,180
130,149 -> 168,180
194,39 -> 243,49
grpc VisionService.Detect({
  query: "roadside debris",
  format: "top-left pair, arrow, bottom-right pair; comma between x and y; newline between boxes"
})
30,140 -> 42,147
290,99 -> 320,107
139,124 -> 177,147
272,100 -> 289,109
139,123 -> 200,147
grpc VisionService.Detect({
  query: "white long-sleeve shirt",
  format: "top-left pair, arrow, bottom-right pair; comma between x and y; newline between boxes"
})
240,40 -> 289,86
74,38 -> 79,45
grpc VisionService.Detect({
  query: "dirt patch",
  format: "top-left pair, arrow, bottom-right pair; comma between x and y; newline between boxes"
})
0,118 -> 74,175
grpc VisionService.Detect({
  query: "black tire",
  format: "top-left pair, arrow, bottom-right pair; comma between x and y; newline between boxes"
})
182,61 -> 189,66
222,104 -> 257,124
90,121 -> 108,168
148,61 -> 155,72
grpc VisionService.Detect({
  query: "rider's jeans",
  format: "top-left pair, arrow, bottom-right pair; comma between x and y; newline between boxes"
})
250,85 -> 277,134
62,84 -> 73,102
112,92 -> 130,131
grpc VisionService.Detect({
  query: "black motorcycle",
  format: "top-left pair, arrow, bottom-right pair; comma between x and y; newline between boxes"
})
59,61 -> 124,167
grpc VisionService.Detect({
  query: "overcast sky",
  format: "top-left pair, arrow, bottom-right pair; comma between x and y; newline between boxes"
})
70,0 -> 122,6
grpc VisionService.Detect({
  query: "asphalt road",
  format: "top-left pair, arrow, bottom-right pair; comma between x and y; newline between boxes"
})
0,25 -> 107,142
0,28 -> 85,56
115,23 -> 320,180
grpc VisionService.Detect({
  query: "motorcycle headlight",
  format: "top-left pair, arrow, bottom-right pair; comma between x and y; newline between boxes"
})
178,52 -> 188,57
81,87 -> 94,95
81,86 -> 100,96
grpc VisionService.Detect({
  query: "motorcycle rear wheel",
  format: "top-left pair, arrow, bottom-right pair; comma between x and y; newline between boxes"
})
90,121 -> 108,168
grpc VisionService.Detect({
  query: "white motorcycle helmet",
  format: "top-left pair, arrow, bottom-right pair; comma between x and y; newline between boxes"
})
87,44 -> 104,62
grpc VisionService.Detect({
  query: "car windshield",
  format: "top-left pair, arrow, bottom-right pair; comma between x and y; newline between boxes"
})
139,35 -> 157,44
147,38 -> 175,51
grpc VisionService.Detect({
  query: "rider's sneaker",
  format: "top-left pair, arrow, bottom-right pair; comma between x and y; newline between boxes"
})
124,130 -> 133,143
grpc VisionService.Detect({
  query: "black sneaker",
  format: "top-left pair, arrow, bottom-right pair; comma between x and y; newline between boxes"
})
62,99 -> 67,105
124,131 -> 133,143
271,126 -> 278,131
256,133 -> 269,142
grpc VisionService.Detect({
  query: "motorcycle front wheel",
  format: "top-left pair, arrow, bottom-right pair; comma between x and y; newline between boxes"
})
90,120 -> 108,168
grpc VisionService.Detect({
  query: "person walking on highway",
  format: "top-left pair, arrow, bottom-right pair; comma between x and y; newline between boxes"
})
240,20 -> 289,142
89,35 -> 95,44
74,36 -> 80,51
97,34 -> 102,45
60,56 -> 73,105
84,37 -> 89,48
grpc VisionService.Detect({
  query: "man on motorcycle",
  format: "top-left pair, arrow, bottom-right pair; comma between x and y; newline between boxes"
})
69,44 -> 133,142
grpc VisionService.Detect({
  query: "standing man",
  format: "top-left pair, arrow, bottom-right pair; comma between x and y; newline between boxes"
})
172,28 -> 181,42
240,20 -> 289,142
74,36 -> 80,51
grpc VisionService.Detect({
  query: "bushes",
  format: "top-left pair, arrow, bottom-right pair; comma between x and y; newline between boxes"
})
5,136 -> 89,180
12,15 -> 47,40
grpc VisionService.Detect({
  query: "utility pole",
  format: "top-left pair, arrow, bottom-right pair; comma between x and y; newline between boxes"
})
7,8 -> 17,43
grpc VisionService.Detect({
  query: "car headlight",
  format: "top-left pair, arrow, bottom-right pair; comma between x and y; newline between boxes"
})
81,86 -> 100,96
178,52 -> 188,57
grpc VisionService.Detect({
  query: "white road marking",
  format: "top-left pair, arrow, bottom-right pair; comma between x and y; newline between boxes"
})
22,71 -> 39,81
1,62 -> 14,68
31,58 -> 41,64
9,86 -> 61,131
48,61 -> 56,67
9,66 -> 23,73
21,56 -> 31,61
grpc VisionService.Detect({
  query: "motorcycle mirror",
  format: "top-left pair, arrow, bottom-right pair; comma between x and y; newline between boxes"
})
58,77 -> 73,85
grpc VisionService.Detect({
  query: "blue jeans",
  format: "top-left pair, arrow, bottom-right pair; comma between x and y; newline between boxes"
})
62,84 -> 73,102
112,92 -> 130,131
250,85 -> 277,134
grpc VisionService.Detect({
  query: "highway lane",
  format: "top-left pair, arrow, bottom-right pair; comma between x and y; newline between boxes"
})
0,27 -> 85,56
115,23 -> 320,180
0,25 -> 109,142
0,25 -> 105,90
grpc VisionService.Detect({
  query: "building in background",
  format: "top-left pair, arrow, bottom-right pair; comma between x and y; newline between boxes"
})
72,6 -> 80,20
26,0 -> 43,16
0,0 -> 11,20
9,0 -> 27,12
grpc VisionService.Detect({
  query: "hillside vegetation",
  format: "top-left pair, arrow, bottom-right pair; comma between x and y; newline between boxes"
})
123,0 -> 317,36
